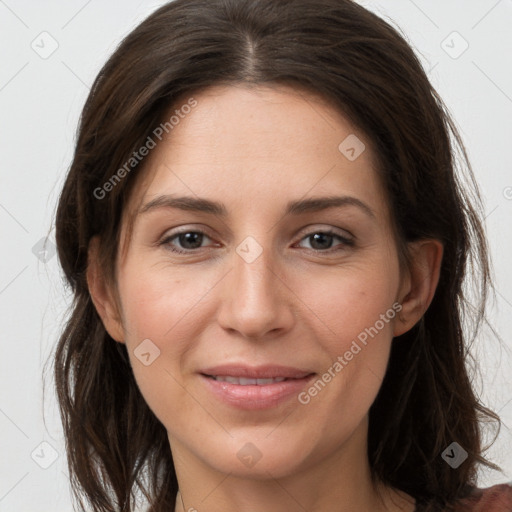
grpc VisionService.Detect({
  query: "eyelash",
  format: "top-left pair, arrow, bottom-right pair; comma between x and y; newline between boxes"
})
158,228 -> 354,255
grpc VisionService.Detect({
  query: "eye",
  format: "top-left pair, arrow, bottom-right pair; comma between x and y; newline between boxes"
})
296,230 -> 354,252
159,230 -> 215,254
159,228 -> 354,255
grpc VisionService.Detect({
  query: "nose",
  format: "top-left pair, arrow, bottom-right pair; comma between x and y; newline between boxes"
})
216,242 -> 295,340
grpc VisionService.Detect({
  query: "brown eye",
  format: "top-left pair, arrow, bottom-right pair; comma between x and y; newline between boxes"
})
160,230 -> 213,254
296,230 -> 354,252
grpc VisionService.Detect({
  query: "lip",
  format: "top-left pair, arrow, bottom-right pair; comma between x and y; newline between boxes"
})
199,364 -> 315,410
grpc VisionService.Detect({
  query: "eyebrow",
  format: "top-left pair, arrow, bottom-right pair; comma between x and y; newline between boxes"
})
138,194 -> 375,219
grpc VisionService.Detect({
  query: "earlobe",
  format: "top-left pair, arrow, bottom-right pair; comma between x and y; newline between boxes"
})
393,239 -> 444,337
86,236 -> 125,343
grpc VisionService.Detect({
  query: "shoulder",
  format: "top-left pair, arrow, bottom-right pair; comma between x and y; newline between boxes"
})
452,482 -> 512,511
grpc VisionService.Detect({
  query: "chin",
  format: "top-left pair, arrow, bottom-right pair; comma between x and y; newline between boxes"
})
188,430 -> 319,479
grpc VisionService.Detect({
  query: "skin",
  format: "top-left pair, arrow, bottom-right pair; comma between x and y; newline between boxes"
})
87,84 -> 443,512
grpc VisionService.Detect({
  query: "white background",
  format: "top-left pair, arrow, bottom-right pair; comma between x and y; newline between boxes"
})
0,0 -> 511,510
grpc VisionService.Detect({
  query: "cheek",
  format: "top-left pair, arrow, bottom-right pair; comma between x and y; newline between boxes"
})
118,263 -> 212,341
115,265 -> 211,408
294,263 -> 399,424
295,261 -> 399,351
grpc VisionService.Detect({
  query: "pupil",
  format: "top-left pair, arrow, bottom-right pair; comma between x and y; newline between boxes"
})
310,233 -> 332,250
179,232 -> 202,249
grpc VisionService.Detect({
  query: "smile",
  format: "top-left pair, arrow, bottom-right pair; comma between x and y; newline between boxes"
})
198,365 -> 315,410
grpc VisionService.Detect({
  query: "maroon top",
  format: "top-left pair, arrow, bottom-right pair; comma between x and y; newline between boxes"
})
415,483 -> 512,511
452,483 -> 512,511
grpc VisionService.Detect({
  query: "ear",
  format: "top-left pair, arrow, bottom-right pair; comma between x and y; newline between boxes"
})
86,236 -> 125,343
393,239 -> 444,337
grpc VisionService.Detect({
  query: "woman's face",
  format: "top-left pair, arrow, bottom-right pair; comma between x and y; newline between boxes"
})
112,84 -> 408,478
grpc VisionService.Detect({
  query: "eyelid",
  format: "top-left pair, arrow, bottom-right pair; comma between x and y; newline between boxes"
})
158,224 -> 215,241
296,224 -> 354,240
160,224 -> 354,241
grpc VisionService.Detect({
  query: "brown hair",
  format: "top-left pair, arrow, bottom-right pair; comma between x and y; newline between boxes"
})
53,0 -> 501,510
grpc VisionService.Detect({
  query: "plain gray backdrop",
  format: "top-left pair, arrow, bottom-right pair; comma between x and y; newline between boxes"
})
1,0 -> 511,510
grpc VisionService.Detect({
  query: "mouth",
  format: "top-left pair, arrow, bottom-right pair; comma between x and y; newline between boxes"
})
199,364 -> 313,380
198,365 -> 316,409
204,375 -> 290,385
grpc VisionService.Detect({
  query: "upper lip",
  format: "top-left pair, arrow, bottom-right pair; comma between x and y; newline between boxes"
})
200,364 -> 314,379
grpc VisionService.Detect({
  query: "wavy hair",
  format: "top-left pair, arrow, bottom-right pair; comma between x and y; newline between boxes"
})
53,0 -> 501,510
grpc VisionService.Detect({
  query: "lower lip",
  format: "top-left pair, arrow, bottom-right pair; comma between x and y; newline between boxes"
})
200,374 -> 315,410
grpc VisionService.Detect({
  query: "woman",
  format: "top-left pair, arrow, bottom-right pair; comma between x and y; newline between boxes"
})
53,0 -> 512,511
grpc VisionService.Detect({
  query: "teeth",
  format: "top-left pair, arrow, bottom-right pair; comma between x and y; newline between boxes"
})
211,376 -> 287,385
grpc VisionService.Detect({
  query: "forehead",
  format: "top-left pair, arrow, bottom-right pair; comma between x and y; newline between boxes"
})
122,84 -> 390,237
155,84 -> 376,170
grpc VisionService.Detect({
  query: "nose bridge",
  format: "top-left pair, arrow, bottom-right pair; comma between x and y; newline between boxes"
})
235,236 -> 275,294
217,234 -> 294,338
